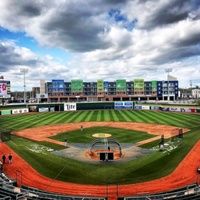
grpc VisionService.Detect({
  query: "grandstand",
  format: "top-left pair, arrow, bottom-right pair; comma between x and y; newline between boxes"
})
0,172 -> 107,200
120,183 -> 200,200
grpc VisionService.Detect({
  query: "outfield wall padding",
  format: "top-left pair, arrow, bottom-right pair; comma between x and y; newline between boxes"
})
0,102 -> 200,115
76,102 -> 114,110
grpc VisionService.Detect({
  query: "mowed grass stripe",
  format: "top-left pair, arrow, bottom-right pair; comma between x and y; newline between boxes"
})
118,110 -> 132,121
32,112 -> 57,124
135,110 -> 178,125
121,110 -> 141,122
34,112 -> 66,124
0,115 -> 16,122
96,110 -> 102,121
103,110 -> 111,121
88,111 -> 99,122
45,112 -> 72,124
110,110 -> 119,121
6,113 -> 60,130
100,110 -> 104,121
123,110 -> 143,122
167,113 -> 199,128
153,112 -> 189,127
163,112 -> 191,127
84,110 -> 95,121
66,112 -> 83,123
128,110 -> 150,123
158,112 -> 191,127
0,117 -> 19,130
72,111 -> 89,122
7,115 -> 36,130
114,110 -> 127,121
134,110 -> 163,124
139,111 -> 162,124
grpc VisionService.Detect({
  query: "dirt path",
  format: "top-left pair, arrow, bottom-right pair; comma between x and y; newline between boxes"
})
1,122 -> 199,200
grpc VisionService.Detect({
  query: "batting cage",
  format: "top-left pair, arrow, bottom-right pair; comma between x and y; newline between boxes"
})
0,130 -> 12,142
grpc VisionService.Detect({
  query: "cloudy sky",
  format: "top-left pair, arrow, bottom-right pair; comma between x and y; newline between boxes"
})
0,0 -> 200,91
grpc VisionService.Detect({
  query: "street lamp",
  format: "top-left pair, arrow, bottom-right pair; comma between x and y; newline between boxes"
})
165,68 -> 172,101
20,68 -> 28,104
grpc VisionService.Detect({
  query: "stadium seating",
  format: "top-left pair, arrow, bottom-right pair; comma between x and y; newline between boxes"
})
1,172 -> 200,200
120,182 -> 200,199
0,173 -> 106,200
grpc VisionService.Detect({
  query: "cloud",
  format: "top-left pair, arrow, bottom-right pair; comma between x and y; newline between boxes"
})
0,0 -> 200,89
126,0 -> 200,29
0,41 -> 41,70
0,0 -> 132,52
0,40 -> 72,88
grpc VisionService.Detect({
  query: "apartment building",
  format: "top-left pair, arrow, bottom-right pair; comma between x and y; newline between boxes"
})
44,79 -> 179,102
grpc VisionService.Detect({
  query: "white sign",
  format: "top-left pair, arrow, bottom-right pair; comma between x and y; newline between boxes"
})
64,103 -> 76,111
39,107 -> 49,112
142,105 -> 150,110
12,109 -> 29,114
0,94 -> 11,98
36,94 -> 48,98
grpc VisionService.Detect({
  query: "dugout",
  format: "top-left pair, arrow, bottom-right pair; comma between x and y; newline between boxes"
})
77,102 -> 114,110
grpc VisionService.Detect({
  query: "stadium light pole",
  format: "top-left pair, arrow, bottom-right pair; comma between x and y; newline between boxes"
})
165,68 -> 172,101
20,68 -> 28,104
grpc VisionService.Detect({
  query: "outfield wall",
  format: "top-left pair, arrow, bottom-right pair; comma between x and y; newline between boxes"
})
0,102 -> 200,115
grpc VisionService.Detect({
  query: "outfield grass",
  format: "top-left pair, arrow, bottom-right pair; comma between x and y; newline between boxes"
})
1,110 -> 200,185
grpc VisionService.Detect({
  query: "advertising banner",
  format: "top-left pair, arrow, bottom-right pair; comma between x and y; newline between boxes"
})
1,110 -> 11,115
0,80 -> 10,98
12,109 -> 29,114
142,105 -> 150,110
150,106 -> 160,110
50,107 -> 55,112
169,107 -> 195,113
134,105 -> 142,110
0,83 -> 7,95
64,103 -> 77,111
161,107 -> 195,113
115,102 -> 133,109
29,106 -> 37,112
39,107 -> 49,112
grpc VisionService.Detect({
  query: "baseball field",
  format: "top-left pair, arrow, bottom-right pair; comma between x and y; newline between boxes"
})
0,109 -> 200,199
